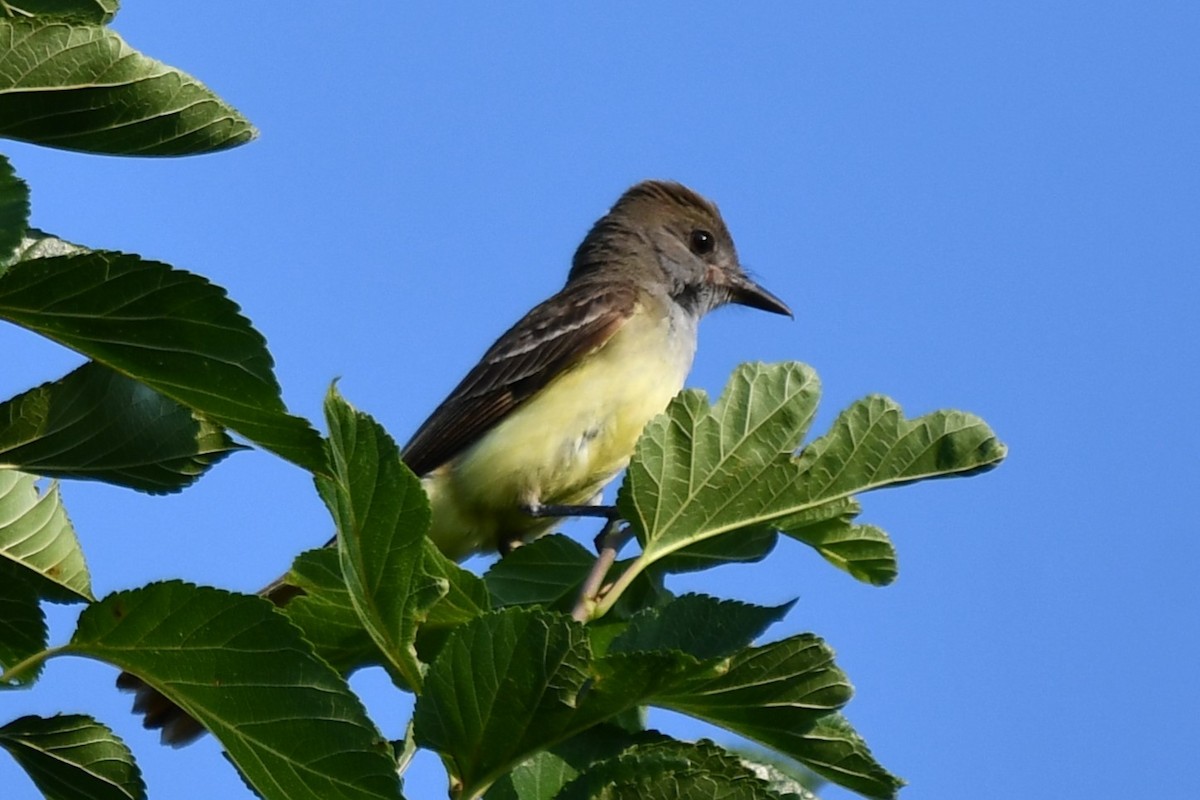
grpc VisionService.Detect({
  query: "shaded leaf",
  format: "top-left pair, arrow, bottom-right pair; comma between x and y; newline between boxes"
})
0,361 -> 242,493
485,724 -> 641,800
658,635 -> 850,740
558,737 -> 789,800
651,526 -> 778,575
776,713 -> 903,800
0,561 -> 46,687
283,547 -> 382,675
0,250 -> 325,471
70,582 -> 400,800
0,714 -> 144,800
2,1 -> 117,24
732,753 -> 821,800
609,594 -> 792,662
0,19 -> 255,155
0,469 -> 91,602
484,534 -> 594,611
319,387 -> 443,691
285,539 -> 488,677
0,155 -> 29,271
414,607 -> 592,798
421,539 -> 491,628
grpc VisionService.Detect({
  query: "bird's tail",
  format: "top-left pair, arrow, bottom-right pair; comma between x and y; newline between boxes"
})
116,574 -> 304,746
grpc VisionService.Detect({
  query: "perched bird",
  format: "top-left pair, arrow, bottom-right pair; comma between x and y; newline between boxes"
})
119,179 -> 791,744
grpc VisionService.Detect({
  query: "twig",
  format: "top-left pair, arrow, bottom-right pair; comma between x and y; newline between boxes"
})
571,520 -> 634,622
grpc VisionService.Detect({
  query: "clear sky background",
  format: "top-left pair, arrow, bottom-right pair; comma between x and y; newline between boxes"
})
4,4 -> 1198,799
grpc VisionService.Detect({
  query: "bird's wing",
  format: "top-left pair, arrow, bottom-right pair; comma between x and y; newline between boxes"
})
400,279 -> 640,476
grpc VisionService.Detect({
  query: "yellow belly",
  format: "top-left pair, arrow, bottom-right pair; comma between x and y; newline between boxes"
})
424,299 -> 695,559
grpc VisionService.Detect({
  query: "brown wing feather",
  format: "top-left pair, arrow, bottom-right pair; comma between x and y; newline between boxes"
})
400,278 -> 639,476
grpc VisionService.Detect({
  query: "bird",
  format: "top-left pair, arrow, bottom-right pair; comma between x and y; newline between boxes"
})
118,179 -> 791,745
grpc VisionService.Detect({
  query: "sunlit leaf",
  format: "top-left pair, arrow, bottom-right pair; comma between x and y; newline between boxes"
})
777,515 -> 897,587
0,469 -> 90,602
619,362 -> 820,566
616,362 -> 1005,597
0,18 -> 255,155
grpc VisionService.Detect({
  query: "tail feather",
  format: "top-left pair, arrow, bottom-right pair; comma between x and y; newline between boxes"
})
116,574 -> 304,746
115,670 -> 207,747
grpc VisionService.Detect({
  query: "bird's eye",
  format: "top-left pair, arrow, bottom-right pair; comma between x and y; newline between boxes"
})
689,229 -> 716,256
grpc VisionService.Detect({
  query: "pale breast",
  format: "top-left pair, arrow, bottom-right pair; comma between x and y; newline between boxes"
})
443,296 -> 697,538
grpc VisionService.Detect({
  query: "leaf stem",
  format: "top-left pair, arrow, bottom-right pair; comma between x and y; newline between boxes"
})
590,551 -> 648,621
572,520 -> 631,622
0,644 -> 65,685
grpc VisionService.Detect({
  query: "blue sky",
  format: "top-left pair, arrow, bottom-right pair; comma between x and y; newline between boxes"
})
4,4 -> 1199,798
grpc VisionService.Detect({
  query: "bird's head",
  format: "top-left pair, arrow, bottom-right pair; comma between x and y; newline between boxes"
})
570,180 -> 791,318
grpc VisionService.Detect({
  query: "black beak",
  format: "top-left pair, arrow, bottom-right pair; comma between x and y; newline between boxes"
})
729,274 -> 792,317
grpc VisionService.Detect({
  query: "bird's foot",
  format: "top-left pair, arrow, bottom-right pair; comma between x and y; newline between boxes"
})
521,502 -> 620,521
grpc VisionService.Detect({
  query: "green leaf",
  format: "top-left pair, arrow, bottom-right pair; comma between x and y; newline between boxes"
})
69,581 -> 400,800
608,594 -> 792,662
484,534 -> 594,611
394,721 -> 418,783
0,714 -> 144,800
651,526 -> 778,576
1,1 -> 118,24
0,18 -> 256,155
0,469 -> 91,602
4,229 -> 86,264
485,724 -> 639,800
767,496 -> 898,586
652,635 -> 905,798
0,155 -> 30,271
421,539 -> 491,628
282,547 -> 383,675
0,361 -> 243,493
558,738 -> 790,800
414,607 -> 592,799
319,387 -> 444,691
657,635 -> 850,739
0,561 -> 46,687
778,713 -> 903,800
619,362 -> 821,567
609,363 -> 1005,609
284,539 -> 488,677
0,250 -> 326,472
789,393 -> 1007,504
778,514 -> 897,587
732,753 -> 822,800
